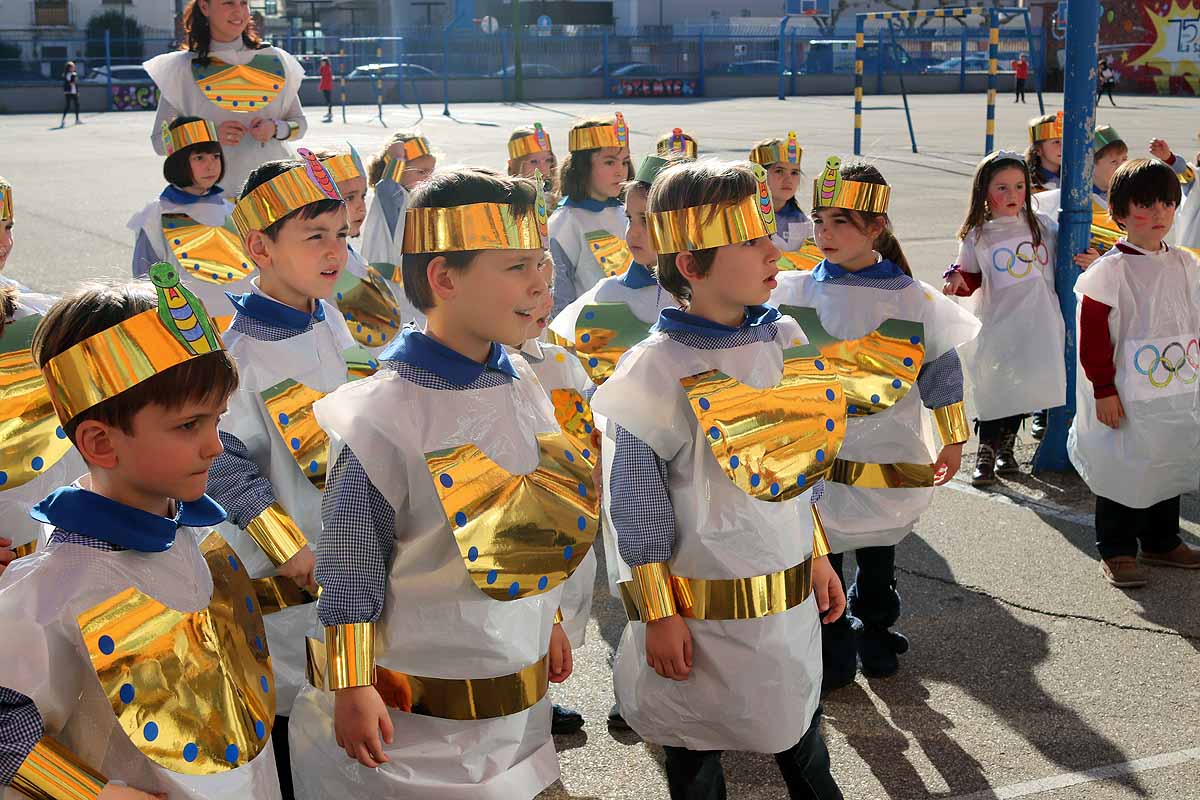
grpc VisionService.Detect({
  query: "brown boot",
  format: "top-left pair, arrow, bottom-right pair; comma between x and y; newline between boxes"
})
995,431 -> 1020,475
972,441 -> 997,487
1100,556 -> 1148,588
1140,543 -> 1200,569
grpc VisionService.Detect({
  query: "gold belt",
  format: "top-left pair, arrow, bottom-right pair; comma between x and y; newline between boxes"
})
621,556 -> 813,622
828,458 -> 935,489
305,639 -> 549,721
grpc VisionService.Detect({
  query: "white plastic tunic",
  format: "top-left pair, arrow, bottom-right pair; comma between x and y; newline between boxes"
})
591,316 -> 825,754
218,301 -> 356,715
288,355 -> 577,799
1069,245 -> 1200,508
954,212 -> 1066,421
0,523 -> 281,799
358,183 -> 426,329
771,271 -> 980,551
547,202 -> 627,311
145,41 -> 307,199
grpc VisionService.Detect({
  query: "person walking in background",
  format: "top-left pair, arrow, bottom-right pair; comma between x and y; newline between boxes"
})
59,61 -> 80,126
1011,54 -> 1029,103
319,56 -> 334,122
1097,59 -> 1117,106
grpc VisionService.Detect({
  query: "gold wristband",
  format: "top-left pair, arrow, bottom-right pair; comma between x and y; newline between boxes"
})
11,737 -> 106,800
933,401 -> 970,447
553,607 -> 564,625
324,623 -> 376,690
630,562 -> 677,622
244,503 -> 308,567
811,504 -> 832,559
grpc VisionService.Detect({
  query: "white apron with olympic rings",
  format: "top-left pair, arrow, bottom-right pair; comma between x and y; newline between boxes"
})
1069,245 -> 1200,508
954,212 -> 1066,421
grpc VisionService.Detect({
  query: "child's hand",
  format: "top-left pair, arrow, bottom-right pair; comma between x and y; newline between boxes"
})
933,442 -> 964,485
810,555 -> 846,624
942,271 -> 968,296
1075,249 -> 1101,270
1149,138 -> 1172,162
98,786 -> 167,800
1096,394 -> 1124,429
645,614 -> 692,681
0,537 -> 14,579
548,623 -> 573,683
334,685 -> 393,768
248,118 -> 275,143
217,120 -> 246,147
278,545 -> 317,593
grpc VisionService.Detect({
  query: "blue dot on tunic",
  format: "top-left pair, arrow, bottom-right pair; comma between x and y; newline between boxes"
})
144,722 -> 158,741
254,636 -> 263,652
698,397 -> 710,411
55,426 -> 66,439
290,437 -> 300,450
565,451 -> 575,463
356,324 -> 363,333
225,744 -> 239,764
486,570 -> 498,584
729,455 -> 740,469
440,473 -> 454,488
577,483 -> 588,498
467,546 -> 478,561
903,357 -> 913,367
814,359 -> 825,371
816,449 -> 826,463
563,545 -> 574,560
273,84 -> 280,90
770,482 -> 780,496
215,96 -> 222,101
260,676 -> 269,693
336,292 -> 343,301
588,358 -> 599,368
892,379 -> 902,389
575,401 -> 584,413
910,335 -> 921,345
580,333 -> 591,343
538,576 -> 548,590
183,743 -> 199,763
255,720 -> 266,739
0,473 -> 7,486
585,311 -> 595,320
825,389 -> 836,401
30,457 -> 43,471
582,449 -> 591,460
797,474 -> 807,487
262,95 -> 269,102
709,427 -> 720,440
576,516 -> 586,531
584,423 -> 593,434
848,405 -> 857,414
205,85 -> 212,91
750,473 -> 762,488
245,596 -> 254,613
232,101 -> 239,107
309,461 -> 319,473
456,512 -> 468,527
228,555 -> 239,571
181,252 -> 188,259
871,394 -> 880,404
98,636 -> 115,655
508,581 -> 520,597
119,683 -> 135,703
826,419 -> 835,431
249,101 -> 256,107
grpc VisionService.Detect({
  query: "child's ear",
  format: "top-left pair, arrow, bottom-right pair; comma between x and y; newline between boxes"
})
244,230 -> 273,269
73,420 -> 118,470
426,255 -> 455,303
675,251 -> 703,283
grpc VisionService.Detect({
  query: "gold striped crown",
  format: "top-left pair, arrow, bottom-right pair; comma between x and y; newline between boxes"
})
398,136 -> 432,160
232,148 -> 344,238
403,174 -> 550,254
509,123 -> 553,159
811,157 -> 890,214
322,142 -> 366,185
648,163 -> 777,254
161,119 -> 219,157
1029,111 -> 1063,144
750,131 -> 802,166
0,176 -> 11,221
657,128 -> 697,159
42,263 -> 225,424
568,113 -> 629,152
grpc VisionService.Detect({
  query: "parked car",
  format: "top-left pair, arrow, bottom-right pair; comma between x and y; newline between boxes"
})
724,60 -> 792,76
802,40 -> 931,74
590,61 -> 639,75
83,65 -> 153,84
923,54 -> 999,74
492,63 -> 565,78
610,62 -> 667,77
346,63 -> 437,80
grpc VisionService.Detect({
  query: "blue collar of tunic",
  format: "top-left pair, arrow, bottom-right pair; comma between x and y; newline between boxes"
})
559,196 -> 622,212
776,198 -> 805,221
621,262 -> 658,290
161,184 -> 224,205
1093,186 -> 1107,201
380,329 -> 519,385
1037,165 -> 1058,184
655,304 -> 780,337
812,258 -> 904,282
31,486 -> 226,553
227,289 -> 325,331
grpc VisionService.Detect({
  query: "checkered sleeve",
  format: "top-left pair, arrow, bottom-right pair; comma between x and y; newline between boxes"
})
0,688 -> 44,786
207,430 -> 276,529
316,446 -> 396,627
810,478 -> 825,504
610,425 -> 676,566
916,348 -> 965,409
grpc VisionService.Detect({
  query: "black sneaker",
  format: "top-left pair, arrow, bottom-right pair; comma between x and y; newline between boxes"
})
972,442 -> 997,486
607,703 -> 632,731
552,704 -> 584,735
995,431 -> 1020,475
858,627 -> 908,678
1031,410 -> 1047,440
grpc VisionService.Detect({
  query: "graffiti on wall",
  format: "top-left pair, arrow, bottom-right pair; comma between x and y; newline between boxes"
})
609,78 -> 699,98
111,84 -> 160,111
1101,0 -> 1200,94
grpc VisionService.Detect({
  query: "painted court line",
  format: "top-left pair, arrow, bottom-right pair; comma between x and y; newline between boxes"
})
944,479 -> 1094,527
945,746 -> 1200,799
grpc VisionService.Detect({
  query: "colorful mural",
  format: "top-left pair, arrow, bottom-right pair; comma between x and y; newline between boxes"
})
1098,0 -> 1200,95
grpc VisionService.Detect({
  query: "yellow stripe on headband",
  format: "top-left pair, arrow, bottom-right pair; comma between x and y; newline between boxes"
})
324,153 -> 363,185
509,123 -> 553,159
161,119 -> 219,156
401,137 -> 431,160
232,148 -> 344,237
0,177 -> 11,221
1029,111 -> 1063,143
750,131 -> 802,166
568,113 -> 629,152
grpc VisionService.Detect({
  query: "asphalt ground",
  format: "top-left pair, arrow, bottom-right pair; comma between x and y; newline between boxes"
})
1,91 -> 1198,799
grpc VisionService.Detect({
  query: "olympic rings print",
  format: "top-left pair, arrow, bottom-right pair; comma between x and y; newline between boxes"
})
991,240 -> 1050,278
1133,339 -> 1200,388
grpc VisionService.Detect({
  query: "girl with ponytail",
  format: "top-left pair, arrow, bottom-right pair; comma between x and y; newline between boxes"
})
771,157 -> 981,689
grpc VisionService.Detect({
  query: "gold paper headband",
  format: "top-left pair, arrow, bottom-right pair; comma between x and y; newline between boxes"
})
1029,111 -> 1063,143
402,178 -> 550,254
42,263 -> 225,423
509,123 -> 553,159
323,143 -> 366,185
568,113 -> 629,152
750,131 -> 802,166
400,137 -> 431,160
161,119 -> 219,157
812,157 -> 890,214
0,177 -> 11,221
657,129 -> 697,159
232,148 -> 344,237
648,164 -> 777,254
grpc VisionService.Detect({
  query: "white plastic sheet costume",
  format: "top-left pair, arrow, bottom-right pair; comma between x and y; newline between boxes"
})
359,180 -> 426,330
547,199 -> 628,315
333,245 -> 406,359
1069,244 -> 1200,508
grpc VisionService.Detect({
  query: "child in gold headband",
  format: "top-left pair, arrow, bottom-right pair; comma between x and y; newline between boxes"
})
207,154 -> 355,798
550,114 -> 633,317
772,158 -> 979,689
288,168 -> 588,800
656,128 -> 698,160
750,132 -> 822,269
1033,125 -> 1125,261
361,132 -> 436,301
0,281 -> 285,798
1026,112 -> 1063,193
130,115 -> 254,323
507,123 -> 559,207
592,159 -> 846,796
0,176 -> 87,575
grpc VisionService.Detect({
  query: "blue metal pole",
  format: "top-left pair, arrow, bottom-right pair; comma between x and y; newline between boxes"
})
959,26 -> 967,93
104,30 -> 113,112
602,31 -> 610,98
777,14 -> 790,101
697,32 -> 705,98
985,7 -> 998,154
441,26 -> 451,116
1033,0 -> 1099,473
875,29 -> 884,95
890,20 -> 917,153
853,15 -> 865,155
789,30 -> 797,96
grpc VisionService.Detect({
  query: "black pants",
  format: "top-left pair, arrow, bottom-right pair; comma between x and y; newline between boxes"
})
322,88 -> 333,114
976,414 -> 1024,441
1095,494 -> 1182,560
1096,81 -> 1116,105
1014,77 -> 1026,102
271,715 -> 295,800
662,709 -> 843,800
61,94 -> 80,120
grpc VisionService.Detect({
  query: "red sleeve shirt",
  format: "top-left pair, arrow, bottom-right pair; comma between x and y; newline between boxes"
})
1079,295 -> 1117,398
319,63 -> 334,91
1012,60 -> 1029,79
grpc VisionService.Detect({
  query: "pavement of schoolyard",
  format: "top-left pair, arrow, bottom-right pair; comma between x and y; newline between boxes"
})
2,92 -> 1198,799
